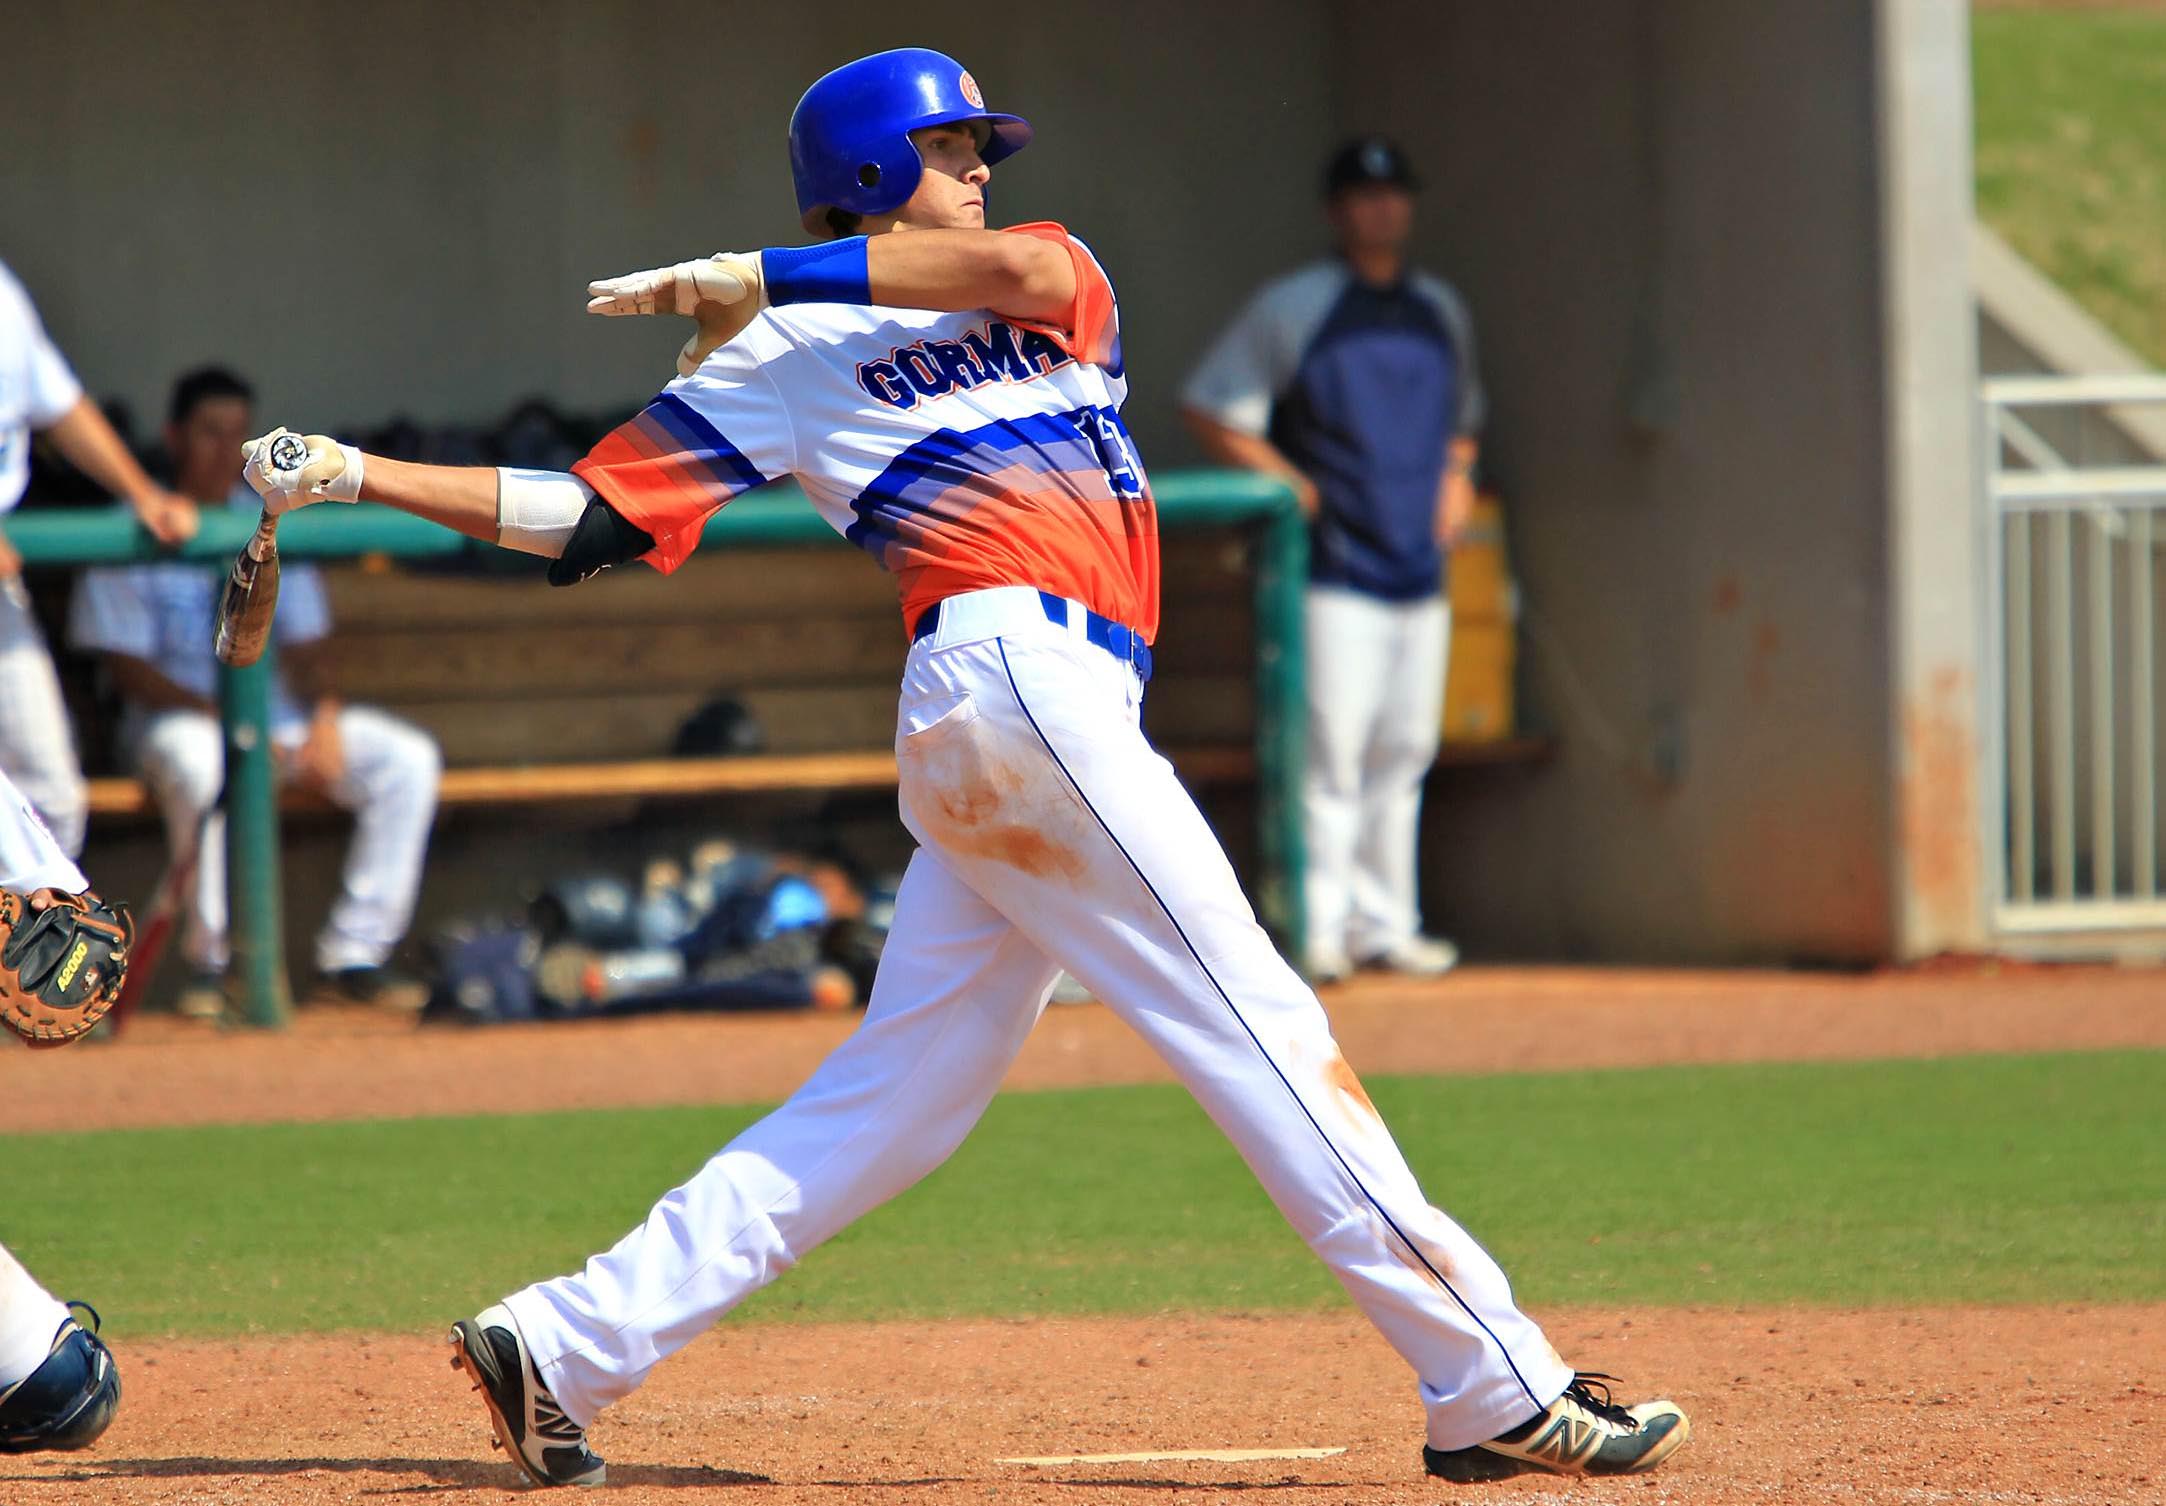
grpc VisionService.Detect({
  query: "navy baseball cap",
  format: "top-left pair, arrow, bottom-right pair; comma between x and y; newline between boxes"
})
1324,136 -> 1420,197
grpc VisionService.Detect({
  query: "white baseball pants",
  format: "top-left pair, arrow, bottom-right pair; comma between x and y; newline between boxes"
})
1303,586 -> 1450,962
0,1243 -> 72,1392
503,587 -> 1568,1451
0,583 -> 88,860
131,706 -> 441,973
0,764 -> 87,895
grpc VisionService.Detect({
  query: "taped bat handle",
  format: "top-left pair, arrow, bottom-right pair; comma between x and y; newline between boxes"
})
245,508 -> 279,561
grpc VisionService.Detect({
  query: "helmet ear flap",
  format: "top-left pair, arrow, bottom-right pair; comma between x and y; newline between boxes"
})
837,133 -> 925,217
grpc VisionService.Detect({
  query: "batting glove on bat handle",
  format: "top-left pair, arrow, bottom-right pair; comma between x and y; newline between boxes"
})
242,428 -> 366,516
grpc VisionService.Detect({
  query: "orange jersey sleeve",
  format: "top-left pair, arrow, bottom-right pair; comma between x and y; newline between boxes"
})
1000,223 -> 1120,369
570,346 -> 794,573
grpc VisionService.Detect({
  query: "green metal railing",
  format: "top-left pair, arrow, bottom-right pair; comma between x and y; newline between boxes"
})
10,471 -> 1307,1024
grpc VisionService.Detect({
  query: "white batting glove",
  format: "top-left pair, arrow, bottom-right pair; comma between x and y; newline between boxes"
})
585,253 -> 765,319
241,428 -> 365,516
586,253 -> 766,377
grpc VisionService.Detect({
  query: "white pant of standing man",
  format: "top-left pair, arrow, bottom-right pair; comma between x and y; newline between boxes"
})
0,583 -> 87,861
131,705 -> 440,973
1303,585 -> 1453,976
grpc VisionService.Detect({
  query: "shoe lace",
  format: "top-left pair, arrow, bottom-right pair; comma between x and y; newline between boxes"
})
61,1301 -> 102,1336
1564,1372 -> 1639,1431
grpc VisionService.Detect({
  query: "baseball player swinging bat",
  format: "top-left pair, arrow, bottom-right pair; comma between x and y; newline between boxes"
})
215,429 -> 364,664
232,46 -> 1687,1491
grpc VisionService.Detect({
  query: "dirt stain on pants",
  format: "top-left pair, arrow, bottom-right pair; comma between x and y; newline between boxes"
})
909,713 -> 1089,881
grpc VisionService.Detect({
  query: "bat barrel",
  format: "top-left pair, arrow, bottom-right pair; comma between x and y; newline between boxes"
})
213,512 -> 281,667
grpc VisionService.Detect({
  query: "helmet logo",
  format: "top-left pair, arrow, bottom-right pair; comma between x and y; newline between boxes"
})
958,70 -> 984,108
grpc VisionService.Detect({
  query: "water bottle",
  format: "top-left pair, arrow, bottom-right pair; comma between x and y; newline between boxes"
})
537,944 -> 685,1007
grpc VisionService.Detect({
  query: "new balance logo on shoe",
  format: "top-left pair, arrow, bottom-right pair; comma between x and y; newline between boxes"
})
1422,1373 -> 1689,1483
1524,1415 -> 1597,1467
528,1361 -> 585,1444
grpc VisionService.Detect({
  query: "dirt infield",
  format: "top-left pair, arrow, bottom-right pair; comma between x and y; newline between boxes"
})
4,1306 -> 2159,1505
5,963 -> 2162,1503
6,962 -> 2165,1133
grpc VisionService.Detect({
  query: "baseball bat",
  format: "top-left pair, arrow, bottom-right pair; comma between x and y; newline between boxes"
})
212,508 -> 281,668
106,790 -> 220,1035
215,430 -> 313,667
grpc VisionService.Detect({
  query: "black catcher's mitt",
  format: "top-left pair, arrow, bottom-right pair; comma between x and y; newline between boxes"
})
0,888 -> 133,1048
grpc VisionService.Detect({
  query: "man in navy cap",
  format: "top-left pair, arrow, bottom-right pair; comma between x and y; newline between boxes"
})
1184,136 -> 1482,982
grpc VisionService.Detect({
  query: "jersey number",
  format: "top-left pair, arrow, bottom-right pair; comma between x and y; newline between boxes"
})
1074,407 -> 1144,501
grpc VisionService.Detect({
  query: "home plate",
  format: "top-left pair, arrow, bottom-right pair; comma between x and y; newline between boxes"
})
998,1447 -> 1348,1466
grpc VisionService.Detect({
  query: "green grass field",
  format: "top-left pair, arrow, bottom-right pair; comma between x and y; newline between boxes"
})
2,1051 -> 2160,1339
1975,7 -> 2166,364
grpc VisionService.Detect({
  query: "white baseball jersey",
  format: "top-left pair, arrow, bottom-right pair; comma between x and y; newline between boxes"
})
0,261 -> 85,515
573,223 -> 1159,640
502,221 -> 1579,1456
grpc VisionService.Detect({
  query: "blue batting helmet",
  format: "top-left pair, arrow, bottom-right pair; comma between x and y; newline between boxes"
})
789,48 -> 1032,236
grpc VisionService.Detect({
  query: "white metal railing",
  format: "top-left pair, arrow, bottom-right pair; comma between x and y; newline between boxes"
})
1981,374 -> 2166,941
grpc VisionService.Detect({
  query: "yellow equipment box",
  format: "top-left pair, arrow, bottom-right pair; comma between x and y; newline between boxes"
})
1443,495 -> 1518,742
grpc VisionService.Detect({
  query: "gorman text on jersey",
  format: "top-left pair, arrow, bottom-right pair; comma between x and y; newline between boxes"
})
856,320 -> 1073,410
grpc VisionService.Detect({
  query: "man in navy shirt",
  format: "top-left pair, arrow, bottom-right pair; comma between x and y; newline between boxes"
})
1184,137 -> 1480,981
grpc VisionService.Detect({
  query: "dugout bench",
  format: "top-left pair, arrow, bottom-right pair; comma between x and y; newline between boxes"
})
15,475 -> 1310,1027
25,477 -> 1553,1028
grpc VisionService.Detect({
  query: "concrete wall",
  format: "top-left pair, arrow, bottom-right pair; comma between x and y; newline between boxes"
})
1325,0 -> 1899,961
1,0 -> 1332,462
8,0 -> 1947,964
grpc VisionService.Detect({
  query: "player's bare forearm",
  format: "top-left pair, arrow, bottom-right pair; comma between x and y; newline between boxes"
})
865,231 -> 1075,323
356,456 -> 503,544
248,433 -> 587,561
1182,409 -> 1320,519
45,398 -> 160,508
46,398 -> 198,544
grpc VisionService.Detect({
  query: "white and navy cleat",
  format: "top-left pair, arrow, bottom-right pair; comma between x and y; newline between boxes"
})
449,1304 -> 606,1488
1423,1373 -> 1689,1482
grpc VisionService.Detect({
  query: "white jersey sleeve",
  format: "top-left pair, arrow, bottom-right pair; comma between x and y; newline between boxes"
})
1181,262 -> 1347,439
1,261 -> 86,513
570,321 -> 798,573
1411,271 -> 1486,436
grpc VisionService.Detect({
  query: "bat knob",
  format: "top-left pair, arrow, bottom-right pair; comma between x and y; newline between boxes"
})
266,433 -> 310,472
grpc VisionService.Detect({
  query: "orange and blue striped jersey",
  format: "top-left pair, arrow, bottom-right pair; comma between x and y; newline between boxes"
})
572,223 -> 1158,640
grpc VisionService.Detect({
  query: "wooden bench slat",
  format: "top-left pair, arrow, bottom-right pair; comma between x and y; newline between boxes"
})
323,551 -> 899,630
317,615 -> 908,701
83,738 -> 1554,821
435,753 -> 901,803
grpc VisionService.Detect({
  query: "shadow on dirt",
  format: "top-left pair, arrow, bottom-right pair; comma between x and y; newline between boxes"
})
1,1455 -> 773,1490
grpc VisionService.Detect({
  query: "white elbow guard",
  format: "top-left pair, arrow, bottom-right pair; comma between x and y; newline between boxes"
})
495,468 -> 596,557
